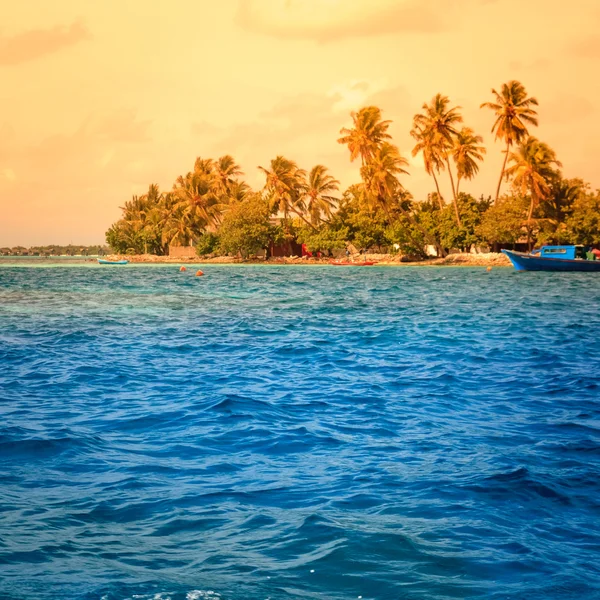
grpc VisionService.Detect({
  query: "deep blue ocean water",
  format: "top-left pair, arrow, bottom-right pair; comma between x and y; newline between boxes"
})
1,264 -> 600,600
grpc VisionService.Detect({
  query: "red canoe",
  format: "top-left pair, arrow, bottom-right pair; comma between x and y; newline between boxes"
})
329,260 -> 376,266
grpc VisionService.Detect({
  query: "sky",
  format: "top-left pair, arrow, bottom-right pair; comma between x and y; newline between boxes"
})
1,0 -> 599,245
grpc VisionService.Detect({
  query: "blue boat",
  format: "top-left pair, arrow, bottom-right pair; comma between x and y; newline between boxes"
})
502,245 -> 600,272
97,259 -> 129,265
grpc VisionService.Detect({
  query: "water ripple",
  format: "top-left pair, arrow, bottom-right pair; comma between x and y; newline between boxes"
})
1,265 -> 599,599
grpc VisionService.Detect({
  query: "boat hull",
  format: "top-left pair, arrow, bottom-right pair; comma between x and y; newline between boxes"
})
502,250 -> 600,272
97,259 -> 129,265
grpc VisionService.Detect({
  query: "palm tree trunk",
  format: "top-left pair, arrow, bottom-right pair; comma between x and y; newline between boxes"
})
456,177 -> 461,197
445,157 -> 461,227
291,207 -> 318,231
526,191 -> 537,251
432,172 -> 444,210
527,194 -> 536,223
495,140 -> 510,204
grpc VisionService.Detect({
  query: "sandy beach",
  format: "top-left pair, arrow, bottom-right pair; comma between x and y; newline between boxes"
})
103,251 -> 512,267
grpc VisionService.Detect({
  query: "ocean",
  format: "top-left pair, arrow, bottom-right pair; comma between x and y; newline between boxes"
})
1,264 -> 599,600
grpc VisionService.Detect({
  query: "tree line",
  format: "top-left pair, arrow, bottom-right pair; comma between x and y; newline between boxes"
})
106,80 -> 600,258
0,245 -> 109,257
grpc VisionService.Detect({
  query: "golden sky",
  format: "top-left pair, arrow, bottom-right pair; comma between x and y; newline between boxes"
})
1,0 -> 599,245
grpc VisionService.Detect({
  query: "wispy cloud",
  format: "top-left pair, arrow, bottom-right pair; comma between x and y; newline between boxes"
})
0,20 -> 90,67
569,34 -> 600,58
235,0 -> 445,42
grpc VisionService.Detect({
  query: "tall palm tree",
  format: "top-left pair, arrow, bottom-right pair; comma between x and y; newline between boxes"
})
258,156 -> 312,228
305,165 -> 340,224
505,137 -> 562,246
360,142 -> 409,215
338,106 -> 392,165
172,159 -> 221,233
161,205 -> 198,248
481,80 -> 539,203
412,94 -> 463,224
410,124 -> 446,210
452,127 -> 486,195
214,155 -> 243,196
227,180 -> 251,204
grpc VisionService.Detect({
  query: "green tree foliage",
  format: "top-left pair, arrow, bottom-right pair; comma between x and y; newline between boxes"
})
305,165 -> 340,225
436,194 -> 490,251
481,80 -> 539,202
536,178 -> 586,244
563,190 -> 600,246
218,194 -> 279,258
505,136 -> 562,242
477,195 -> 529,247
411,96 -> 485,229
195,233 -> 220,256
337,106 -> 392,165
104,86 -> 597,261
412,94 -> 464,224
0,245 -> 109,256
296,225 -> 349,254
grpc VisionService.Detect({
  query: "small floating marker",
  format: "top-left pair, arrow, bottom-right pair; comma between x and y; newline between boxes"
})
486,266 -> 493,272
196,270 -> 204,277
310,569 -> 315,573
180,266 -> 187,272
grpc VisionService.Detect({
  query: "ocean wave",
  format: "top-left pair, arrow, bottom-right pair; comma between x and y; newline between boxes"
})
1,266 -> 600,599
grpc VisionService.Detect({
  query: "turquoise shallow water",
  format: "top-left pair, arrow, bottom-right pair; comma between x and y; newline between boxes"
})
1,265 -> 600,600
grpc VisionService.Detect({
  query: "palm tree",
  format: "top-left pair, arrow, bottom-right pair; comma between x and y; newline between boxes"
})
481,80 -> 539,203
214,155 -> 243,196
410,124 -> 446,210
227,180 -> 251,204
258,156 -> 313,228
161,205 -> 198,248
360,142 -> 409,215
338,106 -> 392,165
505,137 -> 562,247
171,158 -> 223,235
305,165 -> 340,224
452,127 -> 486,195
412,94 -> 463,224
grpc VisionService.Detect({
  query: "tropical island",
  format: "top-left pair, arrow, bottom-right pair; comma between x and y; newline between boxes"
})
105,80 -> 600,264
0,245 -> 109,257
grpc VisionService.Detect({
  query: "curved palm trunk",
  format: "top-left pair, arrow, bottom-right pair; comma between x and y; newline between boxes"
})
432,172 -> 444,210
526,190 -> 538,251
291,207 -> 318,231
495,140 -> 510,204
445,157 -> 461,227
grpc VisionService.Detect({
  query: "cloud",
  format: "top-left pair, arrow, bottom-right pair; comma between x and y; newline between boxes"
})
0,21 -> 90,67
198,83 -> 416,192
93,110 -> 152,143
569,34 -> 600,58
235,0 -> 446,41
190,121 -> 223,137
1,167 -> 16,182
508,58 -> 551,71
540,94 -> 596,123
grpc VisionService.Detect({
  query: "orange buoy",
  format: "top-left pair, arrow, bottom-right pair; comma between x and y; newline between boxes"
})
195,270 -> 204,277
486,266 -> 493,272
179,266 -> 187,272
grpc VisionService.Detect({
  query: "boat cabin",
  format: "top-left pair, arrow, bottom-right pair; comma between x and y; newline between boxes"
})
531,245 -> 596,261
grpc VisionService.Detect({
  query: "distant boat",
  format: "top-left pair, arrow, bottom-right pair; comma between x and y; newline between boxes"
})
97,259 -> 129,265
503,246 -> 600,272
329,260 -> 376,266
